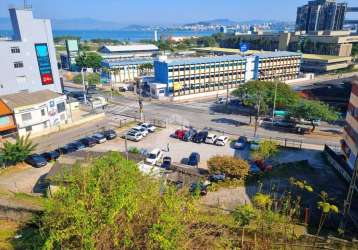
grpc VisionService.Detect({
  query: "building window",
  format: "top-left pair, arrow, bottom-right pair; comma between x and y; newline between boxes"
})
14,61 -> 24,68
25,126 -> 32,132
11,47 -> 20,53
41,109 -> 45,116
21,112 -> 32,122
57,102 -> 66,113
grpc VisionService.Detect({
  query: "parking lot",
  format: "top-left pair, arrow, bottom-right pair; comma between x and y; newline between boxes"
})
89,124 -> 239,169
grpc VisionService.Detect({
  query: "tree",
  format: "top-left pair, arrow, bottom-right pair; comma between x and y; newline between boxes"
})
0,135 -> 37,166
233,204 -> 257,246
251,140 -> 279,161
76,52 -> 103,70
207,155 -> 249,179
73,73 -> 100,85
41,152 -> 194,249
288,99 -> 338,132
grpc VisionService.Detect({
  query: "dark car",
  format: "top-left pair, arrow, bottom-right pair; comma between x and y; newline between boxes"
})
161,156 -> 172,169
92,133 -> 107,144
209,173 -> 226,182
25,154 -> 47,168
79,137 -> 97,147
234,136 -> 248,149
229,99 -> 241,106
57,145 -> 77,155
183,129 -> 197,141
67,91 -> 86,101
189,182 -> 208,196
69,141 -> 86,150
192,131 -> 208,143
188,152 -> 200,166
102,129 -> 117,140
41,151 -> 60,162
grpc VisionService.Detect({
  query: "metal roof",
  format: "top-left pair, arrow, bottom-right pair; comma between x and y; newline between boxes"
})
101,58 -> 153,67
0,90 -> 63,109
100,44 -> 159,53
158,51 -> 301,66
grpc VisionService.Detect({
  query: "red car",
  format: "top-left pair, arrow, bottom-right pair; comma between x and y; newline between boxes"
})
175,129 -> 187,140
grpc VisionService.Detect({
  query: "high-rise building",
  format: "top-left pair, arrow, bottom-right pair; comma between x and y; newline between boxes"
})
0,7 -> 62,95
296,0 -> 348,32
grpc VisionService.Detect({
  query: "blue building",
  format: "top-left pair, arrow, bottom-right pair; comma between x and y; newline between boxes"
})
153,51 -> 301,97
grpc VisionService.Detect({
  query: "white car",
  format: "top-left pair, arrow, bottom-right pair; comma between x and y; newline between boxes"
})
139,123 -> 156,133
125,131 -> 143,142
216,136 -> 229,146
130,126 -> 149,137
205,134 -> 217,144
146,149 -> 163,165
250,137 -> 261,151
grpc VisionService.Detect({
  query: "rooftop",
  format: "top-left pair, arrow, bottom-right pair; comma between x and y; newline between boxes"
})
100,44 -> 159,53
302,53 -> 352,61
101,58 -> 153,67
0,90 -> 63,109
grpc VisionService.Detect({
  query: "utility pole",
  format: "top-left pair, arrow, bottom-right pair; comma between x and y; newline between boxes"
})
136,78 -> 144,121
81,68 -> 87,104
272,80 -> 278,125
254,94 -> 261,138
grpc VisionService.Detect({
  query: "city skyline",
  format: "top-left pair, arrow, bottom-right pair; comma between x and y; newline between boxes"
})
0,0 -> 357,26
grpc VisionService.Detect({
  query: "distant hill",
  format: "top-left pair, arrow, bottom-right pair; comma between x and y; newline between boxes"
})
0,16 -> 124,30
121,24 -> 151,31
187,19 -> 238,26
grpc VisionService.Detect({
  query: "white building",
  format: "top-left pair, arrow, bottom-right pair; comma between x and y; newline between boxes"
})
0,8 -> 62,95
99,44 -> 159,61
0,90 -> 69,137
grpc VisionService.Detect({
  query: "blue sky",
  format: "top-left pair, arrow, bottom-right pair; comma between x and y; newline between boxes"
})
0,0 -> 357,25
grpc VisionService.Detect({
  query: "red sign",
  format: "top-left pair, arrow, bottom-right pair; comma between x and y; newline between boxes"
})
41,73 -> 54,85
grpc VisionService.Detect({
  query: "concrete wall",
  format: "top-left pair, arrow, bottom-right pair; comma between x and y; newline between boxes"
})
0,8 -> 62,95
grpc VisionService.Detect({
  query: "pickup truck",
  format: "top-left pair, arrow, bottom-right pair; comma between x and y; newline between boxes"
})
89,96 -> 108,109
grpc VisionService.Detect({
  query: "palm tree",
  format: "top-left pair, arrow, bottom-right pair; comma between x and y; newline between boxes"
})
0,135 -> 37,166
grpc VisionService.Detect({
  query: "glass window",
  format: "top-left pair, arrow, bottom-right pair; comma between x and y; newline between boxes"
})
41,109 -> 45,116
21,113 -> 32,121
14,61 -> 24,68
57,102 -> 66,113
25,126 -> 32,132
11,47 -> 20,53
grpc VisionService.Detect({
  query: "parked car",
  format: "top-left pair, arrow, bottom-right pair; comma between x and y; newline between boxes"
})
205,134 -> 218,144
57,145 -> 77,155
192,131 -> 208,143
174,129 -> 187,140
69,141 -> 86,150
139,122 -> 156,133
229,98 -> 241,106
216,136 -> 229,146
188,152 -> 200,166
250,137 -> 261,151
183,129 -> 197,141
102,129 -> 117,140
67,91 -> 86,101
209,173 -> 226,182
125,131 -> 143,142
161,156 -> 172,169
92,133 -> 107,144
41,150 -> 60,162
118,87 -> 127,92
215,97 -> 225,104
274,119 -> 295,128
189,182 -> 208,196
234,136 -> 248,149
146,149 -> 163,165
79,137 -> 97,147
25,154 -> 48,168
130,126 -> 149,137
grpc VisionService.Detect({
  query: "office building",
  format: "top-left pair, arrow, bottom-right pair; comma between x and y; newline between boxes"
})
301,53 -> 352,72
0,8 -> 62,95
152,51 -> 301,98
341,77 -> 358,172
296,0 -> 348,32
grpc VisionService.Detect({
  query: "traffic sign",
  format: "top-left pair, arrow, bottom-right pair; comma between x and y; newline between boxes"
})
239,42 -> 249,53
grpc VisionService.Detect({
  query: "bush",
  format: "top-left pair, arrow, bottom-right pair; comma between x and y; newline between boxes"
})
41,152 -> 194,249
73,73 -> 100,85
207,155 -> 249,180
128,147 -> 141,154
0,135 -> 37,166
251,140 -> 279,161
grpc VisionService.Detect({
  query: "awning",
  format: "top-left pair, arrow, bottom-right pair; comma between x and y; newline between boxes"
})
0,100 -> 16,132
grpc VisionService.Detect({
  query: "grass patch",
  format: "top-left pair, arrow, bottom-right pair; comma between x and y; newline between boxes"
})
0,164 -> 30,177
12,193 -> 45,208
207,179 -> 245,192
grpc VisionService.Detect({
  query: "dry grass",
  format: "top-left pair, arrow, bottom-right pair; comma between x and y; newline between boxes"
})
0,163 -> 30,177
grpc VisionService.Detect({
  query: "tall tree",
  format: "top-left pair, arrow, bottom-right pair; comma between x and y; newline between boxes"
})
288,99 -> 338,132
76,52 -> 103,70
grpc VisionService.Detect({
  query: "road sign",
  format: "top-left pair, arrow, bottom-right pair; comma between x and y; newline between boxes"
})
239,43 -> 249,53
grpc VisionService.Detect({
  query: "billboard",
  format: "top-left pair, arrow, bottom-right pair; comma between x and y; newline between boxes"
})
35,43 -> 54,85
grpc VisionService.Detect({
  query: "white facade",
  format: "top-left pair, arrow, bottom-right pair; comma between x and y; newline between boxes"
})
0,8 -> 62,95
99,44 -> 159,61
13,95 -> 69,137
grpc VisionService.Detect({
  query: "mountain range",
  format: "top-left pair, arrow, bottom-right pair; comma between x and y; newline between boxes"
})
0,17 -> 290,31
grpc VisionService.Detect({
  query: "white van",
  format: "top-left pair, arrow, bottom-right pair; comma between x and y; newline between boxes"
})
205,134 -> 217,144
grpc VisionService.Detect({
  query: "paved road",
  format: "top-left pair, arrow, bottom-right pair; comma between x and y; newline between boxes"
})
104,95 -> 342,148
